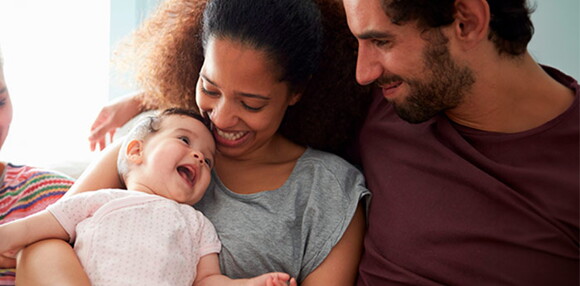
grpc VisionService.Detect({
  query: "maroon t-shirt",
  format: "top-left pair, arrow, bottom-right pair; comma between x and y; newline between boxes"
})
356,66 -> 579,285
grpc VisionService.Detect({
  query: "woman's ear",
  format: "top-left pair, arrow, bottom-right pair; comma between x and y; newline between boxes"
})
125,140 -> 144,164
453,0 -> 491,49
288,92 -> 302,106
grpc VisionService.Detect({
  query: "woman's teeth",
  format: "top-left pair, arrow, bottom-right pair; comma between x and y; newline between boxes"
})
216,129 -> 245,140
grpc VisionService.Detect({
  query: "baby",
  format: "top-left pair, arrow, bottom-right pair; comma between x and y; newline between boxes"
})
0,108 -> 294,286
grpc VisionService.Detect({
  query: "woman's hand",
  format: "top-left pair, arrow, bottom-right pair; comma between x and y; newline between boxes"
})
0,221 -> 19,268
89,92 -> 146,151
0,253 -> 16,268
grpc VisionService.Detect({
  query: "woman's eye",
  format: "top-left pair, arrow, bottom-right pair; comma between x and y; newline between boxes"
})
241,101 -> 264,112
201,86 -> 220,96
179,136 -> 190,145
0,89 -> 7,106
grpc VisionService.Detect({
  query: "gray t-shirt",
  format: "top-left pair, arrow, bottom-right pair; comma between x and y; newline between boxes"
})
195,148 -> 370,282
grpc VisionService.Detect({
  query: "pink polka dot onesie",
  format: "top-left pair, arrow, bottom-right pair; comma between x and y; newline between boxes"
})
47,189 -> 221,286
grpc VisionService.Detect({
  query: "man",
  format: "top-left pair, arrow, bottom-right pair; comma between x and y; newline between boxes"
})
343,0 -> 579,285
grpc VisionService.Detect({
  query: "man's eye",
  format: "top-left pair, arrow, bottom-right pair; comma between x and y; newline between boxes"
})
372,39 -> 390,47
179,136 -> 190,145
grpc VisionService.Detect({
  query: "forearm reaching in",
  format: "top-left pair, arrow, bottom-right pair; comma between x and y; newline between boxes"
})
89,91 -> 150,151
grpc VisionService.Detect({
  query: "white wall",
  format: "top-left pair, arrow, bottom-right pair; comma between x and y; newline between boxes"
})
109,0 -> 162,100
528,0 -> 579,79
0,0 -> 110,170
0,0 -> 161,173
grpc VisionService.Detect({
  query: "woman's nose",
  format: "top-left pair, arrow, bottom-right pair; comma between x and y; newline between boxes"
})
208,100 -> 238,129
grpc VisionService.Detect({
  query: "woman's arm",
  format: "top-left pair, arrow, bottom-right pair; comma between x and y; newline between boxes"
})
89,91 -> 148,151
301,203 -> 366,286
64,140 -> 124,197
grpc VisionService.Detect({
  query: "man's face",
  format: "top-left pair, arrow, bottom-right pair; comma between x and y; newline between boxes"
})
344,0 -> 475,123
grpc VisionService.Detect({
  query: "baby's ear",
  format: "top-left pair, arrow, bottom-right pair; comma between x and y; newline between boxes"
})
125,140 -> 144,164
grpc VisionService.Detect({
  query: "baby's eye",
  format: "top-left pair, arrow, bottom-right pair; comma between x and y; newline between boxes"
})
204,158 -> 212,168
179,136 -> 190,145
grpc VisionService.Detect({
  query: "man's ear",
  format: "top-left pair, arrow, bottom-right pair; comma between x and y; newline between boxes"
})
453,0 -> 490,49
125,140 -> 144,164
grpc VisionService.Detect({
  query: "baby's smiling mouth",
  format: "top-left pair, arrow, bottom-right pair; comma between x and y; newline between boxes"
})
177,165 -> 196,187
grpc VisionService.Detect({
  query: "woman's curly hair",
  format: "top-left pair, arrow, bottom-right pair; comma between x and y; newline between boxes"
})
115,0 -> 207,110
116,0 -> 371,156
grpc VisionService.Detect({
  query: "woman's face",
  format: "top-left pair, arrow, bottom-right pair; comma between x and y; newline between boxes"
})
0,68 -> 13,150
196,37 -> 300,159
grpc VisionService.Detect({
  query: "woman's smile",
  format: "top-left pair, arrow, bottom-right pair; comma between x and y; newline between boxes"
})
213,127 -> 250,147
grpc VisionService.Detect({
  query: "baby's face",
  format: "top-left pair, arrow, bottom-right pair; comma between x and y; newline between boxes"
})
0,68 -> 13,150
139,114 -> 215,205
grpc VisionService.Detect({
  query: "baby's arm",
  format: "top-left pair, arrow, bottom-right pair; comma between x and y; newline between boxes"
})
193,253 -> 296,286
0,210 -> 68,257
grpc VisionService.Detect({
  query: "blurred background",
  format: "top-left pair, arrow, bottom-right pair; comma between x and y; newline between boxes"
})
0,0 -> 577,173
0,0 -> 162,173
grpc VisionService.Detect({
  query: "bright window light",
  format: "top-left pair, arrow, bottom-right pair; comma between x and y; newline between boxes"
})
0,0 -> 110,169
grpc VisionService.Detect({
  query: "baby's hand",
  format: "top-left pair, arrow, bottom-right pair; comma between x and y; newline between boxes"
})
248,272 -> 297,286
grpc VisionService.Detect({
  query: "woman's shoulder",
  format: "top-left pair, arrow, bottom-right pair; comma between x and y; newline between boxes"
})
298,148 -> 363,175
288,148 -> 366,195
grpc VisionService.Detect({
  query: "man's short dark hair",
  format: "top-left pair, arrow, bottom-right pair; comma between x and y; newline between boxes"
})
381,0 -> 535,56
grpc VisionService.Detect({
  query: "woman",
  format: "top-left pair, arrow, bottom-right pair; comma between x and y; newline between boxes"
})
0,48 -> 75,286
17,0 -> 371,285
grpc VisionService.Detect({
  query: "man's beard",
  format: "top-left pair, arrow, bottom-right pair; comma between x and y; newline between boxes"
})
378,33 -> 476,124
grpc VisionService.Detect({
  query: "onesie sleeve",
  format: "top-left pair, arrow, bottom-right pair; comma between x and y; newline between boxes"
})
46,190 -> 114,242
197,212 -> 222,257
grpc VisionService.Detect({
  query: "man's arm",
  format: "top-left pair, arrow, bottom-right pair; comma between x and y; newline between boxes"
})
0,210 -> 69,256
